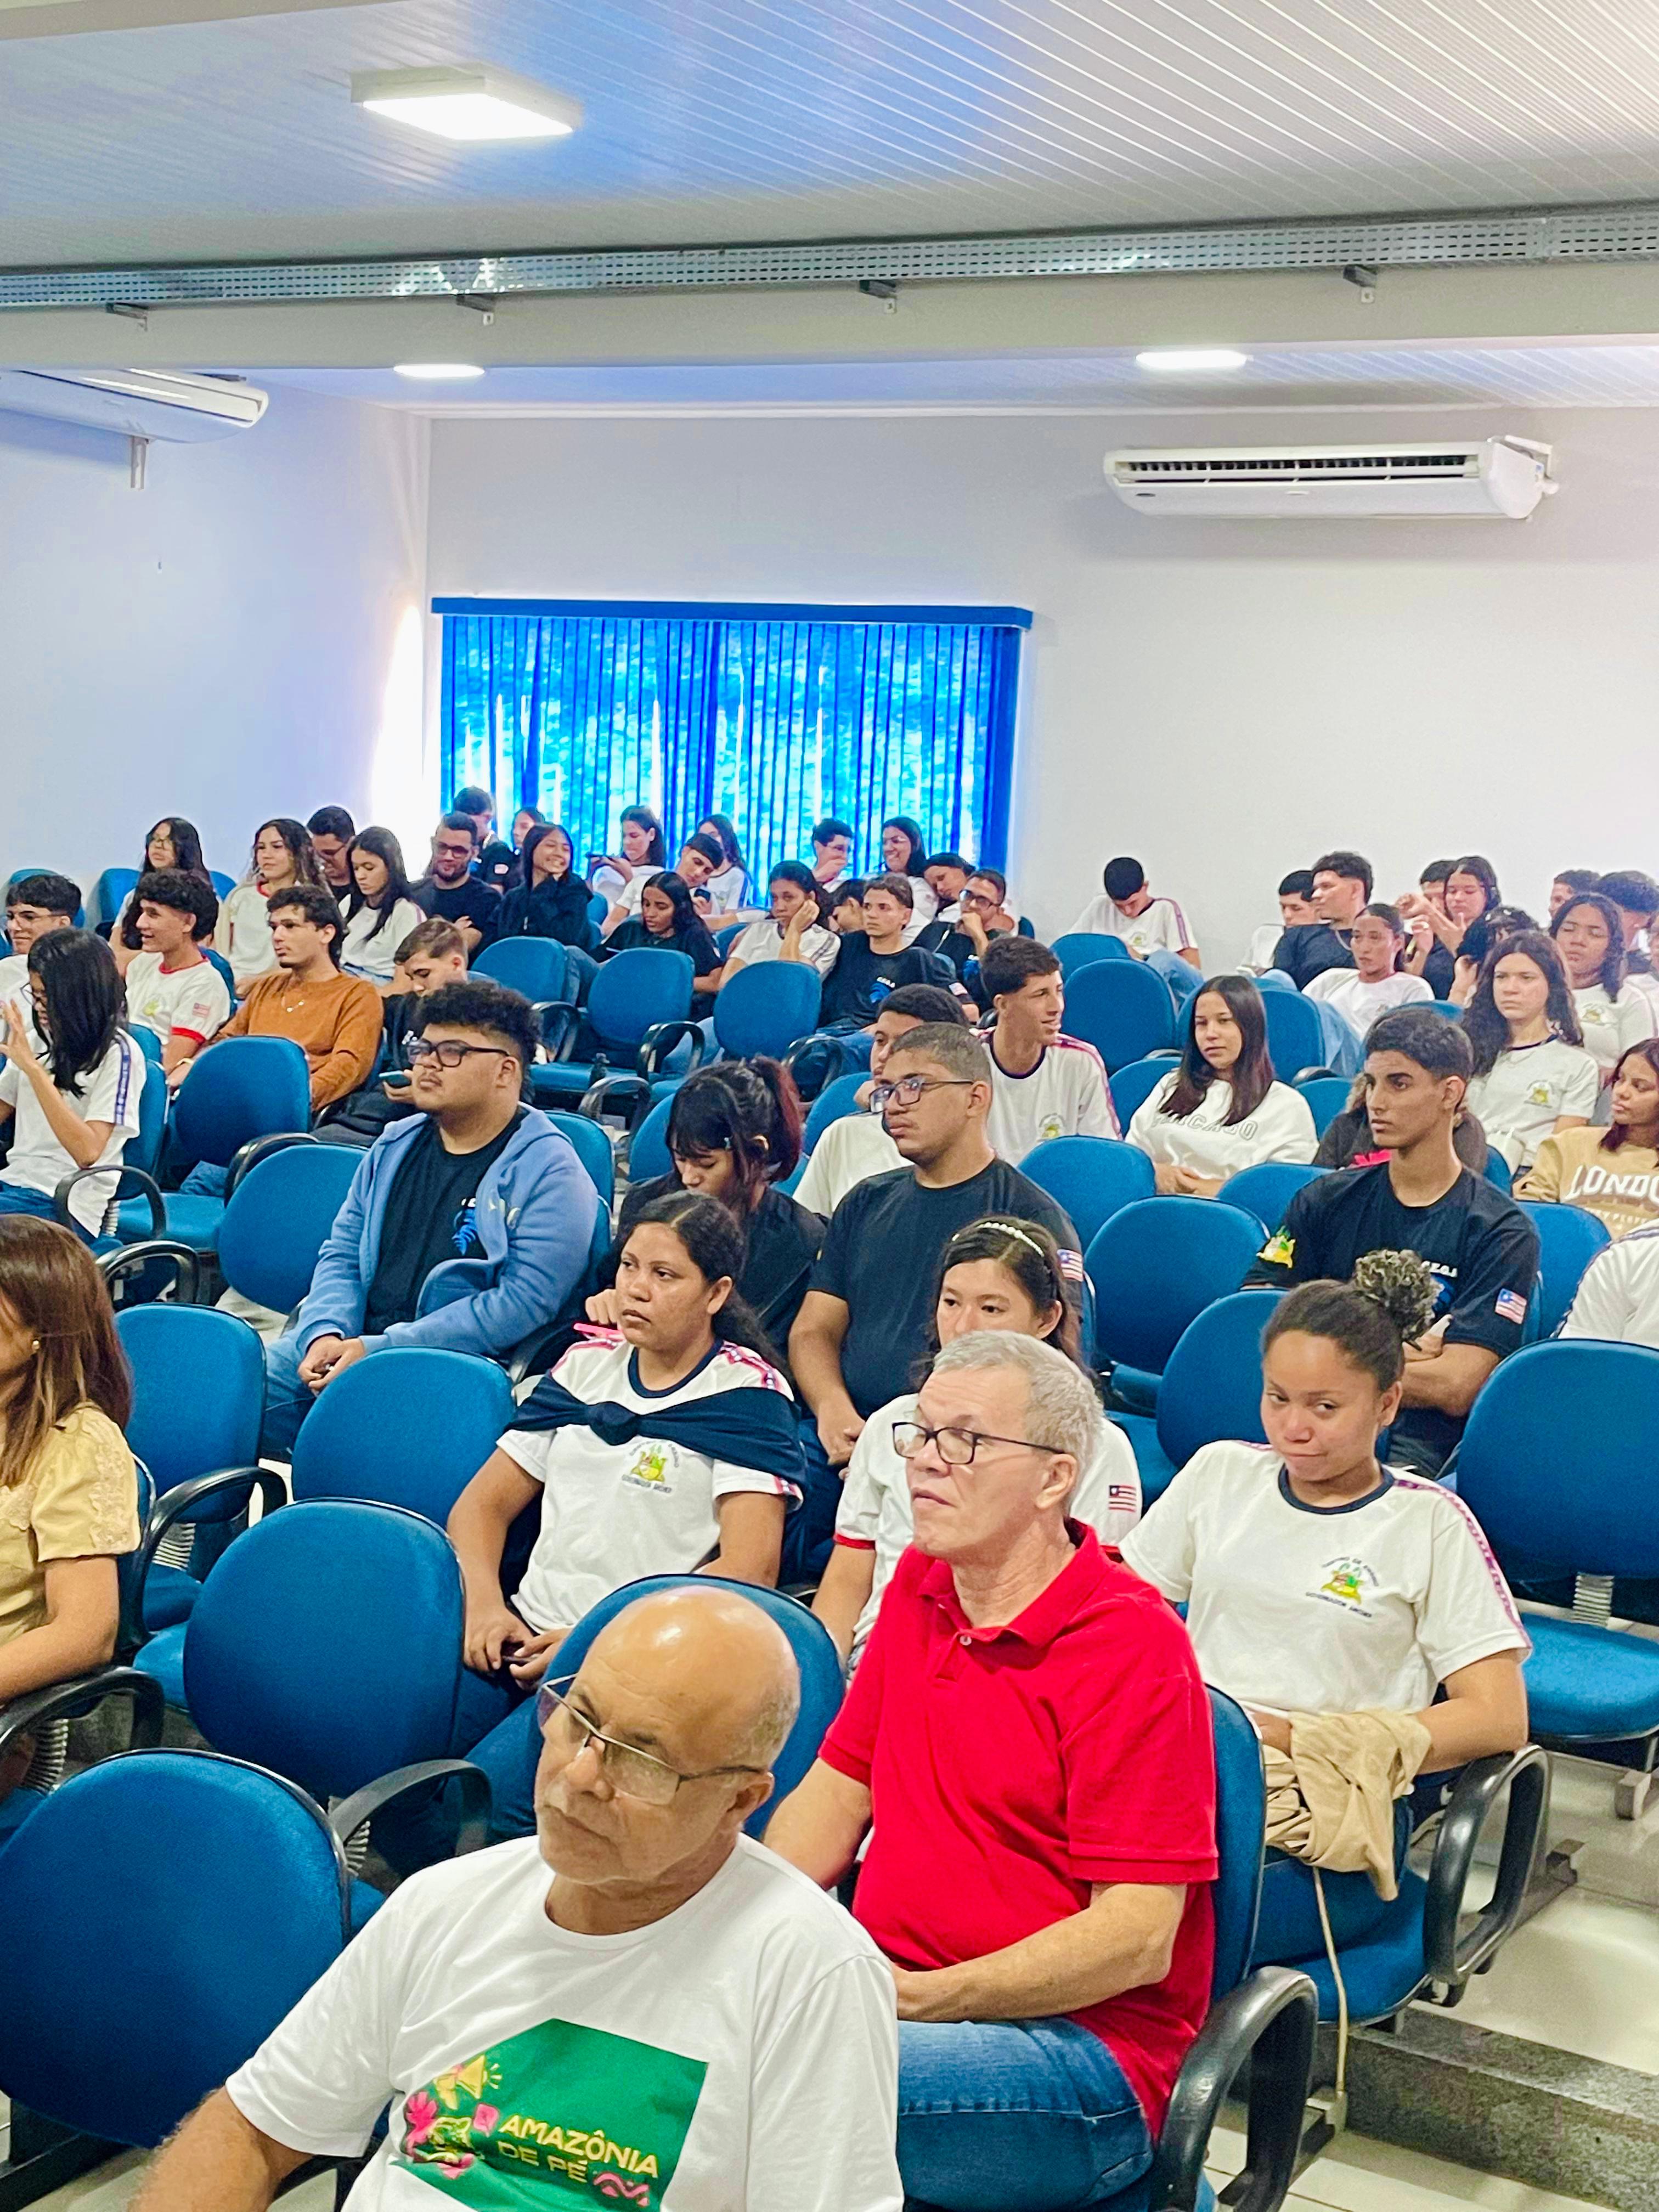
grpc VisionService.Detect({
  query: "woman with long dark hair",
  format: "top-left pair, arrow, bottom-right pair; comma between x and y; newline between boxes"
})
216,817 -> 324,994
1305,903 -> 1431,1036
601,870 -> 723,994
115,817 -> 212,963
880,815 -> 938,926
0,932 -> 144,1242
1462,931 -> 1598,1172
812,1215 -> 1141,1671
497,823 -> 595,947
1404,853 -> 1499,998
339,828 -> 423,989
1550,890 -> 1656,1086
1125,972 -> 1316,1194
1519,1038 -> 1659,1236
696,811 -> 753,916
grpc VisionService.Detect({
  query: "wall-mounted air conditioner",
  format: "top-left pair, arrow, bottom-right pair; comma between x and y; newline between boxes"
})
1104,437 -> 1555,520
0,368 -> 268,444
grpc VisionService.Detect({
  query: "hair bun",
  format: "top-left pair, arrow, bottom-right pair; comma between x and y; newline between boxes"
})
1351,1250 -> 1438,1344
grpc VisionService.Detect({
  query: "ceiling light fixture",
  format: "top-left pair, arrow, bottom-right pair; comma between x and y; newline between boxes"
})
1136,348 -> 1251,374
352,66 -> 583,143
393,363 -> 487,381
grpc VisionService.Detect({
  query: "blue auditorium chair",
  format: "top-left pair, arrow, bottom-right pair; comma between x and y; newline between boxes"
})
1087,1198 -> 1262,1411
628,1091 -> 675,1184
531,946 -> 699,1125
209,871 -> 237,901
215,1141 -> 365,1316
1484,1151 -> 1514,1193
1021,1136 -> 1155,1252
548,1106 -> 617,1209
1108,1052 -> 1180,1127
473,934 -> 568,1006
710,959 -> 822,1062
287,1346 -> 516,1527
1113,1289 -> 1281,1503
91,866 -> 139,934
1063,960 -> 1179,1073
1260,989 -> 1328,1084
1427,1000 -> 1462,1019
803,1070 -> 868,1149
1050,932 -> 1131,978
1515,1200 -> 1610,1338
1217,1161 -> 1325,1234
1295,1074 -> 1352,1137
54,1042 -> 171,1259
114,1036 -> 313,1251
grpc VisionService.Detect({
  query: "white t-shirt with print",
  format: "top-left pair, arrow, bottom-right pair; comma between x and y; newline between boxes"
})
123,950 -> 232,1049
792,1111 -> 902,1218
701,863 -> 752,917
1126,1071 -> 1317,1178
984,1035 -> 1120,1162
228,1834 -> 902,2212
0,1029 -> 145,1234
500,1331 -> 800,1634
1121,1438 -> 1528,1717
608,869 -> 665,924
836,1390 -> 1142,1664
1572,984 -> 1656,1082
1305,968 -> 1433,1038
342,899 -> 426,985
724,918 -> 840,981
1465,1038 -> 1601,1172
1070,893 -> 1193,960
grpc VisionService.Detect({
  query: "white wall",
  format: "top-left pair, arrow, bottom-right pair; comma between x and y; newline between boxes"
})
427,404 -> 1659,964
0,384 -> 431,900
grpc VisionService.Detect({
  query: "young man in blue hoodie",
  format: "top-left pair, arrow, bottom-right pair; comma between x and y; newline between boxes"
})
259,978 -> 599,1454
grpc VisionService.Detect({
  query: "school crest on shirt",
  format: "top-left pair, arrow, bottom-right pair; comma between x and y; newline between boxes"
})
1526,1082 -> 1554,1109
622,1441 -> 674,1495
1312,1556 -> 1377,1615
1260,1229 -> 1295,1268
1038,1111 -> 1065,1144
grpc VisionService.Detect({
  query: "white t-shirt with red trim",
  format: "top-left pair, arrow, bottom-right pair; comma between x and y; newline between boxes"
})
984,1033 -> 1120,1162
123,950 -> 232,1051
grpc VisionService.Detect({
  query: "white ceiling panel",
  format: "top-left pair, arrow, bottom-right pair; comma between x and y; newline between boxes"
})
10,0 -> 1659,266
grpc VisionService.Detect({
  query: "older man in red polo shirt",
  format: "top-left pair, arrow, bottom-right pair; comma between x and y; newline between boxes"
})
768,1331 -> 1217,2212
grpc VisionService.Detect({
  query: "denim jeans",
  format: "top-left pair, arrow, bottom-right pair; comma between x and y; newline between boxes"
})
897,2016 -> 1151,2212
0,1183 -> 94,1244
261,1330 -> 315,1458
373,1664 -> 537,1873
179,1160 -> 229,1199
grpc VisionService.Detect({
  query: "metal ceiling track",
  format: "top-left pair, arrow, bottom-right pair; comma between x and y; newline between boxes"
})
9,200 -> 1659,311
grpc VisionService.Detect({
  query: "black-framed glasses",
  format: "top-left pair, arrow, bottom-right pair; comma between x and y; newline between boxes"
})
868,1075 -> 974,1113
404,1039 -> 515,1070
535,1676 -> 769,1805
891,1419 -> 1059,1467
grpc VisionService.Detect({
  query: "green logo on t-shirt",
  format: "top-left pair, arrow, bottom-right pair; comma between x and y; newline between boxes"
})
392,2017 -> 707,2207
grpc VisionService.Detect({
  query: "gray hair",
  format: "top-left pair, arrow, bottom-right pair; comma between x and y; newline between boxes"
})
885,1021 -> 992,1086
928,1330 -> 1102,1477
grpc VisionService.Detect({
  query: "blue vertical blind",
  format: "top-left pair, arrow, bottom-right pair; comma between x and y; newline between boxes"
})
435,600 -> 1027,872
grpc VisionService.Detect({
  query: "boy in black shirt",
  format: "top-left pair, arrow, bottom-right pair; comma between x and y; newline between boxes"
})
817,873 -> 955,1029
1248,1006 -> 1538,1474
1273,848 -> 1371,990
415,814 -> 503,952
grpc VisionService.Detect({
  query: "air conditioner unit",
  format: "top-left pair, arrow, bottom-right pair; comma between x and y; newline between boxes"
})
0,368 -> 268,444
1104,437 -> 1554,520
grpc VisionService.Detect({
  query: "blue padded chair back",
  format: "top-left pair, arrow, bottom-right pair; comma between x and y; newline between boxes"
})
1427,1000 -> 1462,1020
290,1346 -> 515,1528
804,1070 -> 868,1151
1051,932 -> 1130,978
587,947 -> 694,1054
1021,1136 -> 1155,1252
475,935 -> 568,1003
209,871 -> 237,900
1155,1290 -> 1280,1474
0,1750 -> 346,2148
127,1048 -> 169,1180
1109,1053 -> 1178,1128
1295,1075 -> 1352,1137
550,1574 -> 844,1837
1458,1341 -> 1659,1581
172,1036 -> 312,1166
1517,1200 -> 1611,1338
1260,990 -> 1327,1082
546,1110 -> 616,1206
203,946 -> 238,1004
217,1143 -> 364,1315
713,960 -> 822,1060
93,867 -> 140,930
183,1500 -> 465,1802
1217,1161 -> 1325,1233
1209,1689 -> 1266,1999
1087,1198 -> 1262,1374
1064,959 -> 1178,1073
128,1022 -> 162,1064
629,1092 -> 674,1184
714,920 -> 748,956
117,1304 -> 264,1494
1484,1151 -> 1514,1193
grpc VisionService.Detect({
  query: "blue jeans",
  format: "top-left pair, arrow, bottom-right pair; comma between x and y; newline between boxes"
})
1251,1801 -> 1413,1966
180,1160 -> 228,1198
898,2017 -> 1151,2211
0,1183 -> 94,1244
373,1663 -> 538,1872
261,1331 -> 314,1458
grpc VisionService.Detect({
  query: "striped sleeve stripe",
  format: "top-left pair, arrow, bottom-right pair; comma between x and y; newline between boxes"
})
833,1533 -> 877,1550
1392,1474 -> 1530,1637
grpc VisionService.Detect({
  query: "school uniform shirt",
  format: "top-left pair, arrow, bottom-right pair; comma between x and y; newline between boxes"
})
810,1163 -> 1081,1418
216,881 -> 281,990
1121,1440 -> 1528,1718
816,935 -> 954,1029
227,1833 -> 904,2212
0,1029 -> 144,1235
723,917 -> 840,980
341,899 -> 425,985
1245,923 -> 1284,972
1071,893 -> 1193,960
1126,1071 -> 1318,1179
1247,1164 -> 1539,1472
123,950 -> 232,1052
1571,984 -> 1656,1082
1465,1039 -> 1600,1173
606,868 -> 664,923
984,1035 -> 1120,1161
835,1392 -> 1142,1664
791,1110 -> 903,1218
1517,1127 -> 1659,1240
362,1114 -> 521,1335
499,1329 -> 802,1632
414,876 -> 503,951
1562,1226 -> 1659,1347
701,862 -> 753,916
1305,967 -> 1434,1038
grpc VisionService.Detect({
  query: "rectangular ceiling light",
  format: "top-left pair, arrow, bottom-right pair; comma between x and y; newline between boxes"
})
351,66 -> 582,142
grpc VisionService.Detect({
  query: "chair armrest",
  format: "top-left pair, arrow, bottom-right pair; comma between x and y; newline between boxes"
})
98,1238 -> 202,1305
53,1162 -> 167,1239
1422,1743 -> 1550,1993
639,1020 -> 706,1078
225,1129 -> 317,1199
1149,1966 -> 1317,2212
578,1071 -> 652,1130
783,1034 -> 846,1101
537,998 -> 581,1062
328,1758 -> 492,1859
129,1467 -> 287,1646
0,1664 -> 165,1763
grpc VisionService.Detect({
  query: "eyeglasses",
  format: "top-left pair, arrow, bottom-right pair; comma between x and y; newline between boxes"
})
891,1419 -> 1059,1466
404,1039 -> 514,1069
535,1677 -> 768,1805
868,1075 -> 974,1112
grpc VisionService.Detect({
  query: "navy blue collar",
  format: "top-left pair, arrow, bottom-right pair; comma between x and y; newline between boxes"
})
1277,1464 -> 1393,1517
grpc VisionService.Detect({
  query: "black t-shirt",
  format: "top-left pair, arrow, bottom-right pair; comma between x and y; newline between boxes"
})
1272,921 -> 1355,990
810,1161 -> 1082,1417
1421,942 -> 1457,1000
603,917 -> 721,979
473,838 -> 518,894
913,919 -> 978,980
1246,1162 -> 1539,1471
818,934 -> 956,1028
362,1114 -> 521,1335
415,876 -> 503,950
617,1180 -> 826,1353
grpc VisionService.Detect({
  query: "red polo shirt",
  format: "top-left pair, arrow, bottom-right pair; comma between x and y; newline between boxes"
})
821,1527 -> 1217,2130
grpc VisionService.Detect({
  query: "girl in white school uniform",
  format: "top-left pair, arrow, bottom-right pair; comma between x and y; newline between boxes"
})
1126,972 -> 1317,1197
1305,904 -> 1432,1039
1462,931 -> 1599,1173
1549,891 -> 1656,1096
